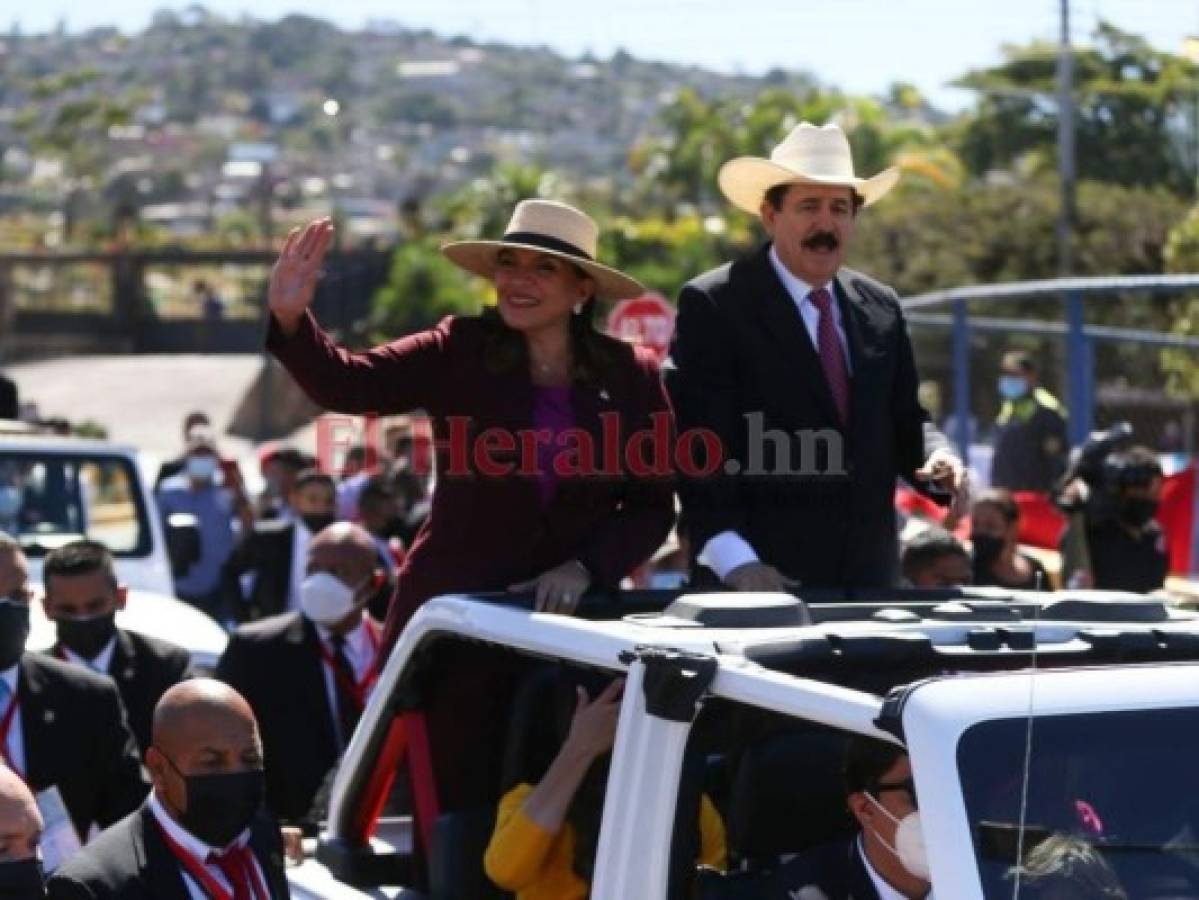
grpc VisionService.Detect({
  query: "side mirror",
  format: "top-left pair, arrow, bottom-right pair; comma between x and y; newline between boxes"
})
165,512 -> 201,577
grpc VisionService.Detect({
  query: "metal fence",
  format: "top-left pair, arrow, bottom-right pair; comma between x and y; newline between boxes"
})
901,275 -> 1199,463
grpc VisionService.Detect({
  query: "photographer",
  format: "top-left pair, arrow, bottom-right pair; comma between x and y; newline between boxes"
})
1057,430 -> 1168,593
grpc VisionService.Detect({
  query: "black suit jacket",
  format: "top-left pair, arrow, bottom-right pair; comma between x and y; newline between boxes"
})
215,612 -> 340,825
223,519 -> 296,621
764,838 -> 880,899
49,628 -> 191,756
45,803 -> 290,900
667,247 -> 948,588
18,654 -> 147,838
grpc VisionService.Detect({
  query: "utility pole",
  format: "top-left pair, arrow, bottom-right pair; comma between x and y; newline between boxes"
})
1058,0 -> 1091,443
1056,0 -> 1076,277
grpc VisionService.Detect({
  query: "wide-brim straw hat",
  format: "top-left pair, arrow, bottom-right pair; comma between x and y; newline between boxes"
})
718,122 -> 900,215
442,199 -> 645,301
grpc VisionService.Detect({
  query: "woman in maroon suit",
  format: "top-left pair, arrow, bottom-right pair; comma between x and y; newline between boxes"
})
266,200 -> 675,648
268,200 -> 676,642
268,202 -> 675,815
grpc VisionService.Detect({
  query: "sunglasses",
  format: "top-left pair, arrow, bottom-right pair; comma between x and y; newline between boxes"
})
873,777 -> 919,808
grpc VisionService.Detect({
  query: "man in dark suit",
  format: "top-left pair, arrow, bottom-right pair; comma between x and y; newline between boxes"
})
223,469 -> 338,621
667,122 -> 966,592
217,522 -> 384,827
41,540 -> 191,755
765,740 -> 930,899
46,679 -> 290,899
0,534 -> 146,850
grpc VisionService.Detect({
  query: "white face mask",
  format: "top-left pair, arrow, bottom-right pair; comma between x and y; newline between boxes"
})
866,793 -> 931,882
300,572 -> 364,626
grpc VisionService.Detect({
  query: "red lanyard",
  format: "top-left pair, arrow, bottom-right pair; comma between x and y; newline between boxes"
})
155,818 -> 270,900
317,623 -> 381,710
0,692 -> 20,777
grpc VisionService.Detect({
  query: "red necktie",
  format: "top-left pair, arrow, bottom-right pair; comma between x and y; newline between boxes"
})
809,287 -> 851,427
207,846 -> 255,900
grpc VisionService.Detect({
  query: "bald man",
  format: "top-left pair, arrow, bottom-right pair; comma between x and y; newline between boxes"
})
0,765 -> 46,897
46,680 -> 290,899
216,523 -> 385,827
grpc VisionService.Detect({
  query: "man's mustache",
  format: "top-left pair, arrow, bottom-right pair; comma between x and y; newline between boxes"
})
801,231 -> 839,251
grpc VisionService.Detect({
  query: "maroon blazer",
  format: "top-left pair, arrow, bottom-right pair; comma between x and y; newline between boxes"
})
266,310 -> 675,647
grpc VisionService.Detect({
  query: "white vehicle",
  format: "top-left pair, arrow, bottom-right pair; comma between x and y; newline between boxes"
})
1,429 -> 227,670
286,587 -> 1199,899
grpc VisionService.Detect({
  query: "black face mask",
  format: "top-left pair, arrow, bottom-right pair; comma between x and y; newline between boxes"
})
0,858 -> 45,899
300,513 -> 336,535
0,603 -> 29,671
161,753 -> 266,848
55,611 -> 117,661
971,534 -> 1005,570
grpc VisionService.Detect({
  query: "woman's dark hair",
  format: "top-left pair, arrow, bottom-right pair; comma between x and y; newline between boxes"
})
480,262 -> 623,388
974,488 -> 1020,525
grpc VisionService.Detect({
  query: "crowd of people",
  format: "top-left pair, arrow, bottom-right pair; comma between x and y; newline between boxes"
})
1,119 -> 1169,898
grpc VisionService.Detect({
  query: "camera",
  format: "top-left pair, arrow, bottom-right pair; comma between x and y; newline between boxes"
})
1053,422 -> 1159,525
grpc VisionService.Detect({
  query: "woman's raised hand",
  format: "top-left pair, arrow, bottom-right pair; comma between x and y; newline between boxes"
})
563,680 -> 624,762
269,218 -> 334,335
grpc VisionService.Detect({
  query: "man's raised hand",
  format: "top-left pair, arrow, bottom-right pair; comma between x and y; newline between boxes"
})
269,218 -> 334,335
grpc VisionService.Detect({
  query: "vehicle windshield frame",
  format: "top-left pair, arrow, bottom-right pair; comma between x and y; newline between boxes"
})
0,450 -> 154,558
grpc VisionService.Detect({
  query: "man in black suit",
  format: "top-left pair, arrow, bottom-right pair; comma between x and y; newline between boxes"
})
46,679 -> 291,899
667,122 -> 966,592
0,534 -> 146,851
765,740 -> 930,899
223,469 -> 338,621
217,522 -> 384,827
42,540 -> 191,755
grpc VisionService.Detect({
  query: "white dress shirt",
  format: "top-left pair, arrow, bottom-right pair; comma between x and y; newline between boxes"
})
314,617 -> 378,746
288,520 -> 312,613
148,792 -> 271,900
61,636 -> 117,675
697,246 -> 853,580
858,835 -> 931,900
0,664 -> 23,776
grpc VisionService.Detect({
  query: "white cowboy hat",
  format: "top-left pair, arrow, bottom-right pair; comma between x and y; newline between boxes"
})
717,122 -> 900,215
442,199 -> 645,301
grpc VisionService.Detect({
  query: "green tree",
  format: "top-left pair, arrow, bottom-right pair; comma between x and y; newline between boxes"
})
1158,207 -> 1199,397
953,21 -> 1198,194
370,237 -> 490,340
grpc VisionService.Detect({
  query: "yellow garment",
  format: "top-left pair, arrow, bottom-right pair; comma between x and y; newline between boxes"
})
484,782 -> 727,899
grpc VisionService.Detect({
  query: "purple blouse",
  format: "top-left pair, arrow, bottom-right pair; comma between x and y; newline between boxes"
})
531,385 -> 575,506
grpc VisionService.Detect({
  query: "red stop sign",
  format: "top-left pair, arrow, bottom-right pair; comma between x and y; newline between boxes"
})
606,294 -> 676,362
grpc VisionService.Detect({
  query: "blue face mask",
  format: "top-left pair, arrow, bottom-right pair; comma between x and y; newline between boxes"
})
998,375 -> 1029,401
185,455 -> 219,483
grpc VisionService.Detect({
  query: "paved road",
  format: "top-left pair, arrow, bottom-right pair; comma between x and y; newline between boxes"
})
10,354 -> 268,469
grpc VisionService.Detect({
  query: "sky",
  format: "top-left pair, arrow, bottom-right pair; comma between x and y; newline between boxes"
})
9,0 -> 1199,110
